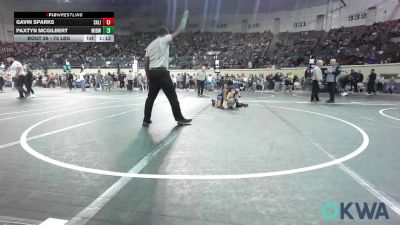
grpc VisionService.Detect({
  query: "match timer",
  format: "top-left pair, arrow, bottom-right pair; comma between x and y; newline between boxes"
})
14,12 -> 115,42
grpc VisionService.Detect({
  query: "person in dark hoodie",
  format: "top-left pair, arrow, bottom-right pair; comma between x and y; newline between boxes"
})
367,69 -> 377,95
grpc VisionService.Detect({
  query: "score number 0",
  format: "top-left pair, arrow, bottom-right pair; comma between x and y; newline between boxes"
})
102,18 -> 115,26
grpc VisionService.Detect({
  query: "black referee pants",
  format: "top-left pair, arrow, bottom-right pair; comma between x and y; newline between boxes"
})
144,70 -> 184,122
310,80 -> 320,101
16,75 -> 27,98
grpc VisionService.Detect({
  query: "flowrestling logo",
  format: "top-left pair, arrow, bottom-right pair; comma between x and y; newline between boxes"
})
322,202 -> 390,220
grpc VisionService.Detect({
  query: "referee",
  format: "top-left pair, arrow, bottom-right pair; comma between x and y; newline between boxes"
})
7,57 -> 29,99
310,60 -> 323,102
143,10 -> 192,127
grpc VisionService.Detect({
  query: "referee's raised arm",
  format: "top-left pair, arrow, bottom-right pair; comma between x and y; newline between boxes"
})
172,10 -> 189,39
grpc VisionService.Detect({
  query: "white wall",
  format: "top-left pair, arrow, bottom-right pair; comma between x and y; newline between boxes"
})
327,0 -> 400,29
35,63 -> 400,81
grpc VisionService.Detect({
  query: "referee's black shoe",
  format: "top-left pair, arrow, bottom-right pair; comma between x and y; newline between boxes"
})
177,118 -> 192,125
142,120 -> 152,127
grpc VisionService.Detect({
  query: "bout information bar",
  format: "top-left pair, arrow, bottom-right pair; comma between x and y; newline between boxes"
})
14,12 -> 114,42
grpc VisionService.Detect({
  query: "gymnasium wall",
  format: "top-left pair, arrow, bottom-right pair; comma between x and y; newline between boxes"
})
33,63 -> 400,80
131,0 -> 400,33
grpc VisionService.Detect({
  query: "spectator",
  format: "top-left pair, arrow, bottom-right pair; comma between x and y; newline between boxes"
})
350,69 -> 359,93
274,73 -> 281,92
0,64 -> 4,92
196,65 -> 206,96
377,74 -> 384,93
79,69 -> 86,92
127,70 -> 133,91
326,59 -> 341,103
386,77 -> 397,94
67,71 -> 74,91
367,69 -> 377,95
95,70 -> 102,91
41,75 -> 48,88
171,74 -> 177,89
105,73 -> 113,91
118,72 -> 126,89
49,73 -> 57,88
357,70 -> 365,92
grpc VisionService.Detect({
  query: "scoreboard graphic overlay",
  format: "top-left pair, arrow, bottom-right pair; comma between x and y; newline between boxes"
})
14,12 -> 114,42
